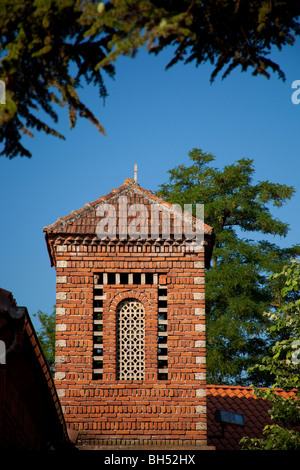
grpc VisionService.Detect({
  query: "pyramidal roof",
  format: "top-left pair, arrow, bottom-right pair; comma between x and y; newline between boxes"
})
44,178 -> 214,235
43,178 -> 215,267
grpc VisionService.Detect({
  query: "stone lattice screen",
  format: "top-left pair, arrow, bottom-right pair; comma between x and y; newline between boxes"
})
116,299 -> 145,380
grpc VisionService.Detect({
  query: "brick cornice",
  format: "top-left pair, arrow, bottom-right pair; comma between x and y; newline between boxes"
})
45,232 -> 212,268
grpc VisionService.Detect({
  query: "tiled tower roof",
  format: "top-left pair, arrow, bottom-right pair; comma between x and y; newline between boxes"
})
43,178 -> 215,268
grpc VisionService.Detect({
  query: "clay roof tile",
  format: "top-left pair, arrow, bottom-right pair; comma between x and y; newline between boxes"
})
207,385 -> 299,450
43,178 -> 215,267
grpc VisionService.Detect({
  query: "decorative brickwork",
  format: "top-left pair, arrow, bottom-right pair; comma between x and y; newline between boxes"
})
44,178 -> 215,448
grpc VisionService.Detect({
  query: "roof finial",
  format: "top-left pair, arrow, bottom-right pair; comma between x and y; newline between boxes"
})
134,163 -> 137,182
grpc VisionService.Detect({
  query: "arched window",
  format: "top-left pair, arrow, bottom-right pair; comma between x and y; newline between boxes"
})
116,299 -> 145,380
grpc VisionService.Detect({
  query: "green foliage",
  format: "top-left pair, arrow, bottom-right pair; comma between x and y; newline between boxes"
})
1,1 -> 300,158
157,148 -> 300,385
96,0 -> 300,82
34,306 -> 56,374
241,424 -> 300,451
241,260 -> 300,450
0,0 -> 114,158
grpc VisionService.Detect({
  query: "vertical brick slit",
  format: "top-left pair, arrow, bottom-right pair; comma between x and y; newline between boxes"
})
93,273 -> 103,379
158,284 -> 168,380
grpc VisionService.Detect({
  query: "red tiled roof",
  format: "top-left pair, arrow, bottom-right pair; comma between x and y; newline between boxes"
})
43,178 -> 214,235
43,178 -> 215,268
207,385 -> 298,450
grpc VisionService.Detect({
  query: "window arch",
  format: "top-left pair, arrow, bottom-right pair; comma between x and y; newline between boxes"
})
116,299 -> 145,380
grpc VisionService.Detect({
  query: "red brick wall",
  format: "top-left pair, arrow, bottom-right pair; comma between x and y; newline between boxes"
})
54,241 -> 207,446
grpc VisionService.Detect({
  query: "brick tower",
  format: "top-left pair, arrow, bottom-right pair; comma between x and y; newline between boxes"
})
43,177 -> 215,449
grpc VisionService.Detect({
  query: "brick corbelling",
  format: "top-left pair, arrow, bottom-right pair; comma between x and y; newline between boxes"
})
55,380 -> 207,392
63,404 -> 204,415
56,403 -> 208,438
55,423 -> 208,440
53,244 -> 206,256
62,418 -> 207,428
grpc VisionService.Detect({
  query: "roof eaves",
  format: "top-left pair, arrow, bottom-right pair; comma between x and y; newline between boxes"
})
43,179 -> 133,234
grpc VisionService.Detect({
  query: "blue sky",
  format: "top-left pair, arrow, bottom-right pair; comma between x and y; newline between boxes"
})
1,41 -> 300,331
